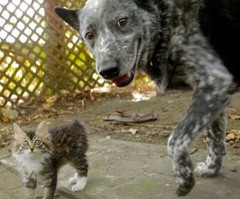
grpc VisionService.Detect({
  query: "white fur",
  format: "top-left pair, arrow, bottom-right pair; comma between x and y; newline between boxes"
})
195,153 -> 219,177
13,151 -> 50,174
69,173 -> 78,184
71,176 -> 87,192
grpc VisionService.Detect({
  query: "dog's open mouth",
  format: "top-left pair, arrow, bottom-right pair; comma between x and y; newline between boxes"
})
112,69 -> 135,87
111,39 -> 141,87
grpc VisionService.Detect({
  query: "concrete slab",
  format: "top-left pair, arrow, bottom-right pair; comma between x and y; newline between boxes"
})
0,135 -> 240,199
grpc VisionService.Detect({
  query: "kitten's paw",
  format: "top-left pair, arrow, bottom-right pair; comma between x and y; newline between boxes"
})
69,176 -> 77,185
71,177 -> 87,192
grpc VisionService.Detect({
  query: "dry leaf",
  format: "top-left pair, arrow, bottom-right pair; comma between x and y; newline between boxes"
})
121,128 -> 138,135
45,97 -> 52,103
106,136 -> 111,140
1,115 -> 10,122
129,128 -> 138,135
228,129 -> 240,136
45,95 -> 58,103
229,114 -> 240,120
227,133 -> 236,140
121,128 -> 129,133
30,114 -> 41,121
1,108 -> 19,121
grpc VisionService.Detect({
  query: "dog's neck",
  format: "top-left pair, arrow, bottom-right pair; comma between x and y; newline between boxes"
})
145,0 -> 173,90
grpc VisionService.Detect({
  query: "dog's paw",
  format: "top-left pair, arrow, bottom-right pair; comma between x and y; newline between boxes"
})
176,177 -> 195,196
195,162 -> 219,177
71,176 -> 87,192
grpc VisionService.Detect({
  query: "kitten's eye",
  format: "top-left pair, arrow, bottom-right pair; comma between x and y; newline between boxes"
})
34,140 -> 41,146
85,32 -> 94,40
22,141 -> 28,147
117,17 -> 128,28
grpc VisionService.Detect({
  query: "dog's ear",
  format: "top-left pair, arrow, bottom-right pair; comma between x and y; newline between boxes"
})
133,0 -> 154,11
54,7 -> 81,32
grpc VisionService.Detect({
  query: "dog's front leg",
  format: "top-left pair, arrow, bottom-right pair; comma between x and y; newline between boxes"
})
195,110 -> 227,177
167,75 -> 233,196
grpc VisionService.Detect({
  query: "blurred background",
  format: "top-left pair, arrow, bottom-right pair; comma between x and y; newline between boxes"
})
0,0 -> 153,107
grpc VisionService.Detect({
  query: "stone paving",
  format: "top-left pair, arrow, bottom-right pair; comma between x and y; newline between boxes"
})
0,135 -> 240,199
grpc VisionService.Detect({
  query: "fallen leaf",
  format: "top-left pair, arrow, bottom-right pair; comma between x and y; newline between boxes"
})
1,116 -> 9,122
1,108 -> 19,121
121,128 -> 138,135
226,133 -> 236,140
230,167 -> 237,172
45,97 -> 52,103
129,128 -> 138,135
227,129 -> 240,136
30,114 -> 41,121
229,114 -> 240,120
106,136 -> 111,140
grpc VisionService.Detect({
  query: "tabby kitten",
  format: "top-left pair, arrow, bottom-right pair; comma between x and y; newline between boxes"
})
12,120 -> 88,199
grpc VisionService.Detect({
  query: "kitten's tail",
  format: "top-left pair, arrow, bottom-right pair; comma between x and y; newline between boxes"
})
72,120 -> 88,150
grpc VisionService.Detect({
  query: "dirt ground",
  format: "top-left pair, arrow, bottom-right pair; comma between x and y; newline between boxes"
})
1,88 -> 240,153
72,89 -> 240,153
0,88 -> 240,199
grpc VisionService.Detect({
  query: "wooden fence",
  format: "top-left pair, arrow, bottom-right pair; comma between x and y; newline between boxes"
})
0,0 -> 106,107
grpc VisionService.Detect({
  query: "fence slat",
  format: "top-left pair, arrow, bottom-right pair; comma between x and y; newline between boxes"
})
0,0 -> 104,107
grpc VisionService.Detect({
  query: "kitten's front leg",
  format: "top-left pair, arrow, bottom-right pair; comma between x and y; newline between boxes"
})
42,187 -> 56,199
41,169 -> 57,199
42,176 -> 57,199
23,172 -> 37,199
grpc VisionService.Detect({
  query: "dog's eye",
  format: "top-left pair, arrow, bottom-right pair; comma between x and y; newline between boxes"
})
117,17 -> 128,28
85,32 -> 94,40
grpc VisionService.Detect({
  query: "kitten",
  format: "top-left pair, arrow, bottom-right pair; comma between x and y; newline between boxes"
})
12,120 -> 88,199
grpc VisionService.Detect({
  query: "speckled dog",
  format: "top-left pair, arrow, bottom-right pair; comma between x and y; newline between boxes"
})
54,0 -> 240,196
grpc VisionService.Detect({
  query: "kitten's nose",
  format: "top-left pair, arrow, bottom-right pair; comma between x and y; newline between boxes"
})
30,148 -> 34,152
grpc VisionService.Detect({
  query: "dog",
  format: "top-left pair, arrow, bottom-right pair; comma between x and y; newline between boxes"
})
54,0 -> 240,196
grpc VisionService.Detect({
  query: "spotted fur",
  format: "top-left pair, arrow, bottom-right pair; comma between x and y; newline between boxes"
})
12,120 -> 88,199
54,0 -> 240,196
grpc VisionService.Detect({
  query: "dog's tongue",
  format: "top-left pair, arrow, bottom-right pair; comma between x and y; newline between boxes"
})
112,71 -> 134,87
113,74 -> 129,86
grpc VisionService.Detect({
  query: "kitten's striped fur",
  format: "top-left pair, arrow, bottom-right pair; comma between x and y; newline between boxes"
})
12,120 -> 88,199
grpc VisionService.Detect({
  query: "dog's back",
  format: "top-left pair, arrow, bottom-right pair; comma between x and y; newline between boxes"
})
200,0 -> 240,84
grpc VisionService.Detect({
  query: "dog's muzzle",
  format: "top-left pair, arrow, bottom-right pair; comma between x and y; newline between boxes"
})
99,61 -> 120,80
112,69 -> 135,87
100,39 -> 141,87
98,61 -> 135,87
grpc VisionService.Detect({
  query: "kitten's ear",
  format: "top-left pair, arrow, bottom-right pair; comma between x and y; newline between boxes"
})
13,123 -> 26,141
54,7 -> 81,32
35,121 -> 50,140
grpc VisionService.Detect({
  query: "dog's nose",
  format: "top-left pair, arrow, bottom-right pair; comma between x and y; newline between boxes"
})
99,61 -> 120,79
